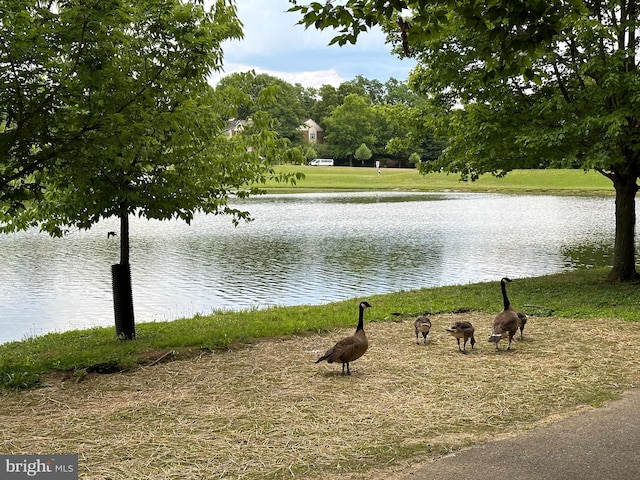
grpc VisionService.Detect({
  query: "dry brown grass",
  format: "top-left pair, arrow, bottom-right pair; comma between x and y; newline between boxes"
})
2,312 -> 640,479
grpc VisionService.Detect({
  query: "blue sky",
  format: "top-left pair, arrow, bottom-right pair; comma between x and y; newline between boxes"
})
209,0 -> 416,88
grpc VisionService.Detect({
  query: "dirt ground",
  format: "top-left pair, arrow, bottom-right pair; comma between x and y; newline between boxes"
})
2,312 -> 639,479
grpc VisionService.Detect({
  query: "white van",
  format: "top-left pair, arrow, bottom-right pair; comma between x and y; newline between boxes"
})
308,158 -> 334,166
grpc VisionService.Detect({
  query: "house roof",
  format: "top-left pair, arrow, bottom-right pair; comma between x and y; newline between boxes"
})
299,118 -> 323,131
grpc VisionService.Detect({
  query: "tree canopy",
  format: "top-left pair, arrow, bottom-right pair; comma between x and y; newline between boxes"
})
290,0 -> 640,282
2,0 -> 251,229
2,0 -> 304,236
323,94 -> 377,161
215,72 -> 308,142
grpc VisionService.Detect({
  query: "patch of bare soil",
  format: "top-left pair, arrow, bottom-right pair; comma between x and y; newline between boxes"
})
2,312 -> 639,479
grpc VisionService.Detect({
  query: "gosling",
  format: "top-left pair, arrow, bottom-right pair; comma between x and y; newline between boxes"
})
446,321 -> 476,353
414,315 -> 432,344
516,311 -> 528,340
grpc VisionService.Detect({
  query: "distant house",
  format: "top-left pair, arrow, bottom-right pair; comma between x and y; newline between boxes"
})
298,118 -> 324,144
223,118 -> 253,138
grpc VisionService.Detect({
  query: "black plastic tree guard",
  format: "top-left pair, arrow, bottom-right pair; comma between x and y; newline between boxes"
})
112,263 -> 135,339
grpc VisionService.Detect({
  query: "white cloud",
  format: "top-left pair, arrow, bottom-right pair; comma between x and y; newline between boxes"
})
208,0 -> 415,88
280,69 -> 345,88
210,63 -> 344,89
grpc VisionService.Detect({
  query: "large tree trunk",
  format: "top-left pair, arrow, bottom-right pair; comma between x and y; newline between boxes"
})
607,172 -> 639,282
112,210 -> 136,339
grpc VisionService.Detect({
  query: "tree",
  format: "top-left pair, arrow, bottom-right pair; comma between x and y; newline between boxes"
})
376,102 -> 445,167
408,152 -> 421,166
350,75 -> 386,104
324,94 -> 377,162
309,84 -> 341,126
374,103 -> 411,164
336,81 -> 367,100
303,144 -> 318,162
293,83 -> 320,119
309,82 -> 367,127
289,0 -> 640,282
2,0 -> 303,339
383,78 -> 420,106
354,143 -> 373,165
215,72 -> 308,142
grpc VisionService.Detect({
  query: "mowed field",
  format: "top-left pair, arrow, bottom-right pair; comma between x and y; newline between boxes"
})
263,166 -> 614,194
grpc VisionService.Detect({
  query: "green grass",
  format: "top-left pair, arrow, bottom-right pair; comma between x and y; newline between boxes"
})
264,166 -> 615,194
1,268 -> 637,390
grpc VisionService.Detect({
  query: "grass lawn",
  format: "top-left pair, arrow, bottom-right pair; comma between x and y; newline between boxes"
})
262,166 -> 615,195
1,268 -> 637,391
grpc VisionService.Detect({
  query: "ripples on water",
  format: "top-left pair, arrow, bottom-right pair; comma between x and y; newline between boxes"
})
0,192 -> 623,344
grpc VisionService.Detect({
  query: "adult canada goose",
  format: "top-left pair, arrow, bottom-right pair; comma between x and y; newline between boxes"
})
315,301 -> 372,375
488,277 -> 520,350
516,311 -> 528,339
414,315 -> 432,344
445,321 -> 476,353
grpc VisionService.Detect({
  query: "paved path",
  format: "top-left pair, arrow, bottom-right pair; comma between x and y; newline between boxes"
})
404,389 -> 640,480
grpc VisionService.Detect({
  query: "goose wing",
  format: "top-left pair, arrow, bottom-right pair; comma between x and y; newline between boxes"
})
447,321 -> 473,333
332,336 -> 358,359
317,334 -> 362,363
492,311 -> 519,335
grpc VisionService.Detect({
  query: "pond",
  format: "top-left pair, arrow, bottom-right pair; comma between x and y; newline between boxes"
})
0,191 -> 625,344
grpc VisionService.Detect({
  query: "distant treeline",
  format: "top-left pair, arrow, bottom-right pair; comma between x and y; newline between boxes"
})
214,73 -> 446,167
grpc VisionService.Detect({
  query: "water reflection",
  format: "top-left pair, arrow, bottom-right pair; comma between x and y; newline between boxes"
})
561,243 -> 613,269
0,191 -> 628,344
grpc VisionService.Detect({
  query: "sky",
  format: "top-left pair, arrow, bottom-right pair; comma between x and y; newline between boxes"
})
209,0 -> 417,89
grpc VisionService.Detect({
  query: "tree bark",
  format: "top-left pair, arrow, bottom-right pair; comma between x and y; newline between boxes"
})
608,173 -> 639,282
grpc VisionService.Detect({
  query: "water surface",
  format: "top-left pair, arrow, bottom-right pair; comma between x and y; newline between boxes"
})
0,192 -> 621,344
